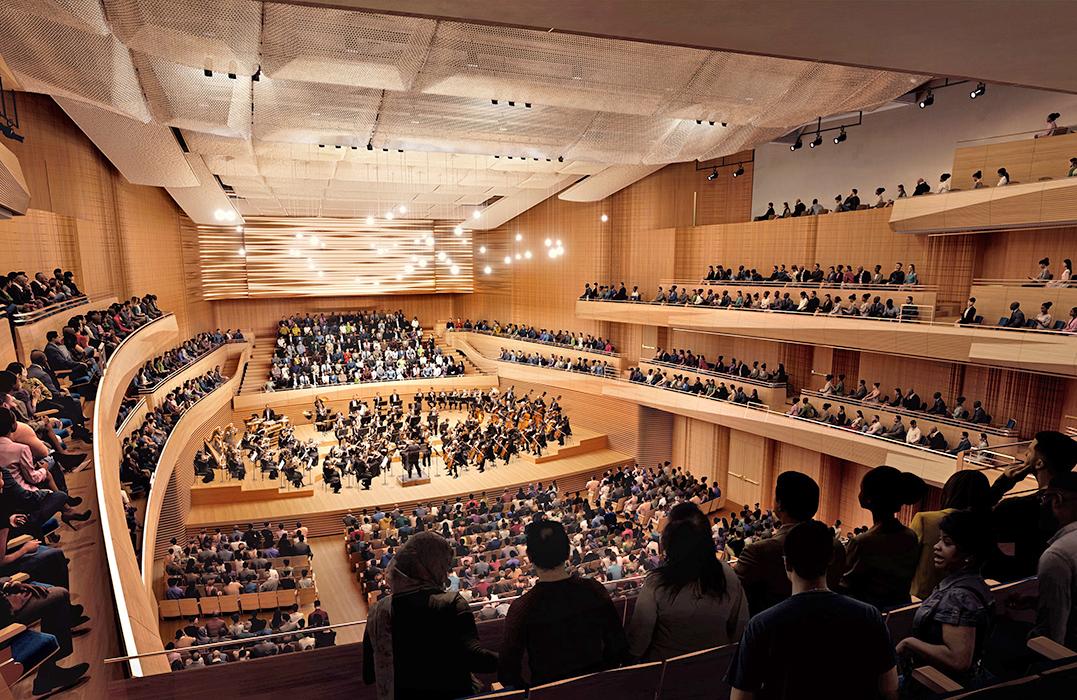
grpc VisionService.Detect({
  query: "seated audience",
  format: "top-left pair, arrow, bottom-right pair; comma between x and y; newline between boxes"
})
728,521 -> 898,700
272,310 -> 460,390
626,503 -> 747,661
129,330 -> 242,392
447,319 -> 615,353
896,510 -> 995,686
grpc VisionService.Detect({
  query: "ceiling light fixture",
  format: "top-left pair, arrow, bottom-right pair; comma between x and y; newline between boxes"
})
453,225 -> 463,235
544,238 -> 552,247
514,253 -> 521,260
707,167 -> 718,181
365,215 -> 374,225
385,211 -> 394,220
733,165 -> 745,178
600,213 -> 609,222
473,210 -> 482,220
237,247 -> 246,257
809,132 -> 822,148
483,265 -> 492,275
514,233 -> 522,241
970,82 -> 986,99
524,250 -> 532,259
398,204 -> 407,214
790,137 -> 803,151
919,90 -> 934,109
504,256 -> 512,265
833,128 -> 847,144
479,245 -> 487,254
450,265 -> 460,275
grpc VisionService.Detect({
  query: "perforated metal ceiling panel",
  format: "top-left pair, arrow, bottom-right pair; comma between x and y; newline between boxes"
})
0,3 -> 928,225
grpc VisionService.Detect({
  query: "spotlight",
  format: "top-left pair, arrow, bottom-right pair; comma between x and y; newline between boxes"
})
204,68 -> 213,77
483,265 -> 492,275
918,91 -> 934,109
236,225 -> 244,233
491,99 -> 499,105
600,214 -> 609,222
351,146 -> 357,150
524,250 -> 532,259
335,145 -> 341,149
790,137 -> 803,151
707,167 -> 718,181
472,210 -> 482,220
696,120 -> 703,125
450,264 -> 460,275
809,133 -> 822,148
548,248 -> 557,259
514,253 -> 522,260
453,225 -> 463,235
514,233 -> 523,242
385,211 -> 394,220
227,72 -> 237,80
970,82 -> 986,99
557,156 -> 564,163
398,204 -> 407,214
237,247 -> 246,257
504,256 -> 512,264
508,101 -> 515,107
366,143 -> 373,151
251,68 -> 260,82
833,128 -> 847,144
733,165 -> 744,178
479,245 -> 486,254
365,215 -> 374,225
437,251 -> 447,262
524,103 -> 531,109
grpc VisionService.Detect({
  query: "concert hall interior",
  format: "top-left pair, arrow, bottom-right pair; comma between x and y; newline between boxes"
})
1,2 -> 1077,698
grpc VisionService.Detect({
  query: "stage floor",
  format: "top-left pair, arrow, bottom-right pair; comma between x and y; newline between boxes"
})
186,415 -> 632,537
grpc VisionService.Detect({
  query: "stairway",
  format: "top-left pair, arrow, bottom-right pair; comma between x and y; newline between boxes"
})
239,343 -> 275,394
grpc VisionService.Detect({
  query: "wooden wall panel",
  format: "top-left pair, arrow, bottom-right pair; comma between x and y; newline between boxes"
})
0,208 -> 80,277
726,429 -> 766,509
673,216 -> 817,280
960,366 -> 1066,438
693,153 -> 755,227
212,294 -> 458,338
814,209 -> 931,281
975,226 -> 1077,282
837,460 -> 873,530
856,352 -> 959,401
671,415 -> 722,485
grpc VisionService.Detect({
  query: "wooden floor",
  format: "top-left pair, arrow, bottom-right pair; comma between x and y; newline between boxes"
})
12,453 -> 126,699
186,418 -> 632,538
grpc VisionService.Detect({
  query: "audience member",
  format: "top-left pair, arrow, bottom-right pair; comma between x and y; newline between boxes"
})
734,471 -> 846,616
1034,471 -> 1077,649
364,531 -> 496,699
626,503 -> 747,661
499,519 -> 627,689
728,520 -> 898,700
841,466 -> 926,610
910,471 -> 991,599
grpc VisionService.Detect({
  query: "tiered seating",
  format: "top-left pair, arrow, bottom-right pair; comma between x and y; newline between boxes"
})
157,554 -> 320,619
129,329 -> 244,394
497,348 -> 618,377
446,318 -> 618,355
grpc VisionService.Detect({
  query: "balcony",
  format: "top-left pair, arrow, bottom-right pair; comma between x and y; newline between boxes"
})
576,300 -> 1077,377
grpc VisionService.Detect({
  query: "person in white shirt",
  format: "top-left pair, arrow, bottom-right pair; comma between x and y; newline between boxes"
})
996,167 -> 1010,186
936,173 -> 952,194
905,420 -> 922,445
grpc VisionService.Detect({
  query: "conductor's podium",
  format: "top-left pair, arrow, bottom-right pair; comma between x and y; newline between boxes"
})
398,474 -> 432,487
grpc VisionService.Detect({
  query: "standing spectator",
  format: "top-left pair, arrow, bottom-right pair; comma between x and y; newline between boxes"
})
627,503 -> 747,661
728,521 -> 898,700
499,519 -> 627,689
735,471 -> 846,615
363,531 -> 497,700
840,466 -> 925,610
1034,471 -> 1077,649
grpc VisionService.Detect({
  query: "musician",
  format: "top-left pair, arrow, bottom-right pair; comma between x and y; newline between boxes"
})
419,439 -> 432,470
323,463 -> 342,493
402,440 -> 421,479
389,391 -> 402,407
194,448 -> 215,483
261,405 -> 280,422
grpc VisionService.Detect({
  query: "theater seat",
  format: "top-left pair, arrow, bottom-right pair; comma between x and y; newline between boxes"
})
528,662 -> 663,700
656,644 -> 738,700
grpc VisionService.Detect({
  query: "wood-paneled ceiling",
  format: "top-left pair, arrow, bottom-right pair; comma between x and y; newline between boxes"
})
0,1 -> 927,225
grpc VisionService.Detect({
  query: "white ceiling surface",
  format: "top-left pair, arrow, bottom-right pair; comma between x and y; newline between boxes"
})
0,1 -> 927,225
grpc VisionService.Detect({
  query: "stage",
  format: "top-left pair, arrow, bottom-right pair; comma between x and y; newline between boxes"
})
185,413 -> 633,538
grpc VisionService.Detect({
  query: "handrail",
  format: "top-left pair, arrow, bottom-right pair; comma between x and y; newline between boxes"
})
580,298 -> 1076,336
800,389 -> 1017,436
644,358 -> 786,389
447,326 -> 622,358
971,277 -> 1072,287
135,338 -> 245,394
139,342 -> 251,591
10,292 -> 95,325
616,374 -> 956,459
674,279 -> 937,292
93,312 -> 180,677
955,126 -> 1067,147
115,396 -> 147,435
495,355 -> 618,378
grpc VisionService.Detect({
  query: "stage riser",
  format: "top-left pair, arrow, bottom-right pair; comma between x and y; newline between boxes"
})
185,455 -> 633,540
